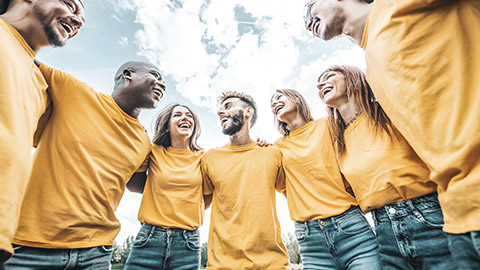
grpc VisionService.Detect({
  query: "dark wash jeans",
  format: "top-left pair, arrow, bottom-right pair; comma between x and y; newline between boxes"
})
4,245 -> 112,269
124,224 -> 200,270
294,206 -> 381,270
447,231 -> 480,269
372,192 -> 456,269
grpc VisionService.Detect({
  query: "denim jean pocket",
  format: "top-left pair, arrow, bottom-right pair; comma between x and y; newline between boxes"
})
294,223 -> 308,243
12,244 -> 23,252
336,212 -> 371,235
185,230 -> 201,251
414,206 -> 444,228
132,226 -> 153,248
100,245 -> 114,253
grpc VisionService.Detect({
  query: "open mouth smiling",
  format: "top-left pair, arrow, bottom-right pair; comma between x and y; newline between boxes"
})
60,21 -> 75,37
274,104 -> 284,115
152,88 -> 163,99
322,87 -> 333,99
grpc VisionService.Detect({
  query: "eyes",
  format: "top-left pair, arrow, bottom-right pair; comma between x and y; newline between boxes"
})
63,0 -> 76,13
173,113 -> 193,119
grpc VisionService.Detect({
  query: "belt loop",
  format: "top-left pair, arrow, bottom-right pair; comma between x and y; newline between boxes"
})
148,224 -> 156,238
304,221 -> 310,235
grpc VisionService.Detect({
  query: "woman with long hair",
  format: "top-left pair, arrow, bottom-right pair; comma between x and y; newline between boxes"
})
124,104 -> 210,270
317,65 -> 455,269
271,89 -> 380,269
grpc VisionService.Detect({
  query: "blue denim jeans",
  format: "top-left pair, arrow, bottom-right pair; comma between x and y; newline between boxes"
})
4,245 -> 112,269
372,192 -> 456,269
294,206 -> 380,270
124,224 -> 200,270
447,231 -> 480,269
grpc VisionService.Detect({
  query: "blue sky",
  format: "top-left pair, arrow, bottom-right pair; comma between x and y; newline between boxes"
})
37,0 -> 366,243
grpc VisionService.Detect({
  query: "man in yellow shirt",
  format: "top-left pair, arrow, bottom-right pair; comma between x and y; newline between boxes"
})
304,0 -> 480,267
0,0 -> 84,263
4,61 -> 166,269
202,91 -> 290,269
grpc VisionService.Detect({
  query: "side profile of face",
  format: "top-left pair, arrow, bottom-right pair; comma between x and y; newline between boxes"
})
271,93 -> 297,122
217,97 -> 246,136
317,70 -> 348,108
127,65 -> 166,109
33,0 -> 85,47
306,0 -> 345,40
168,106 -> 195,141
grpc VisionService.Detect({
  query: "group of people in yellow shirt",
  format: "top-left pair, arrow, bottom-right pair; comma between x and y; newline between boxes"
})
1,0 -> 479,269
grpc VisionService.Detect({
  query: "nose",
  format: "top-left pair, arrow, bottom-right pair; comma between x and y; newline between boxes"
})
317,81 -> 326,91
217,110 -> 225,117
157,80 -> 166,92
71,14 -> 84,29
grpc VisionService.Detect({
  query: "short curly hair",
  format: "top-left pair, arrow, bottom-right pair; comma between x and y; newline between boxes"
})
217,91 -> 258,127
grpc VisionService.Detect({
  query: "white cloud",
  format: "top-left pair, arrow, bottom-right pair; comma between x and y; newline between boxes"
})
119,36 -> 129,47
112,0 -> 366,243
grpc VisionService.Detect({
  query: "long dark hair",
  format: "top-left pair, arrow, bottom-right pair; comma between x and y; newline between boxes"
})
152,104 -> 202,151
271,89 -> 314,136
320,65 -> 393,157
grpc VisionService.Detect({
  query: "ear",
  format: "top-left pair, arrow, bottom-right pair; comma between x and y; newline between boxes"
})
245,106 -> 254,118
123,69 -> 133,80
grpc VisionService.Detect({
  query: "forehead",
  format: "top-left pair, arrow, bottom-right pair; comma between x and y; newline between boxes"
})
272,92 -> 284,101
172,106 -> 191,114
221,97 -> 243,107
318,70 -> 339,81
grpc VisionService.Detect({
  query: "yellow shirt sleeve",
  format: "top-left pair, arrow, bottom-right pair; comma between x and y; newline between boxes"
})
201,157 -> 214,195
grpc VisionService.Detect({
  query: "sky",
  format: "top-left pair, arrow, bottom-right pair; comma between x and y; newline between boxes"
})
37,0 -> 366,244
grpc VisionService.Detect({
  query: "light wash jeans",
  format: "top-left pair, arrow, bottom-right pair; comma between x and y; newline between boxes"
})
124,224 -> 200,270
447,231 -> 480,269
4,245 -> 112,269
372,192 -> 456,269
294,206 -> 380,270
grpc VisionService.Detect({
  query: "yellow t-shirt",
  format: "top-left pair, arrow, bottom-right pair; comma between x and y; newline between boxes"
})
340,115 -> 437,212
361,0 -> 480,233
138,145 -> 205,230
0,19 -> 48,254
13,64 -> 151,248
202,142 -> 289,270
274,118 -> 357,221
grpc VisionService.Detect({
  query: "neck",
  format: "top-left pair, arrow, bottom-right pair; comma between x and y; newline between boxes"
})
171,137 -> 190,149
336,99 -> 361,127
342,2 -> 372,45
282,112 -> 308,133
1,8 -> 49,52
112,94 -> 140,118
229,125 -> 254,146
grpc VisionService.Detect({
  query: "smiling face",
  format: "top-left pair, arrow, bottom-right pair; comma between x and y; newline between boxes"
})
128,65 -> 166,109
317,70 -> 348,108
33,0 -> 85,47
217,97 -> 247,136
306,0 -> 345,40
168,106 -> 195,141
271,93 -> 297,122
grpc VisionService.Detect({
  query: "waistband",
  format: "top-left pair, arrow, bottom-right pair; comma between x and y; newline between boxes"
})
141,223 -> 198,236
372,192 -> 439,221
295,206 -> 364,229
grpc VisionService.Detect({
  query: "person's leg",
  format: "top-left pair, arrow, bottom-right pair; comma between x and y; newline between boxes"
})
331,207 -> 381,270
374,193 -> 456,270
294,221 -> 339,269
448,231 -> 480,270
372,209 -> 412,270
4,245 -> 69,269
169,229 -> 201,270
403,194 -> 456,269
124,224 -> 167,269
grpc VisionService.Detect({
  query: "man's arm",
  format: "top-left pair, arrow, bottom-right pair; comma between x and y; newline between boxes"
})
126,172 -> 147,193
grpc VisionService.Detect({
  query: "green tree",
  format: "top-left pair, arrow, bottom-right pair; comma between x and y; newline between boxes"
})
200,242 -> 208,268
110,240 -> 121,264
119,235 -> 135,264
283,232 -> 302,264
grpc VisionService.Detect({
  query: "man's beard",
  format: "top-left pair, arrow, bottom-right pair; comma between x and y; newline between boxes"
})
222,110 -> 244,136
33,5 -> 65,47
